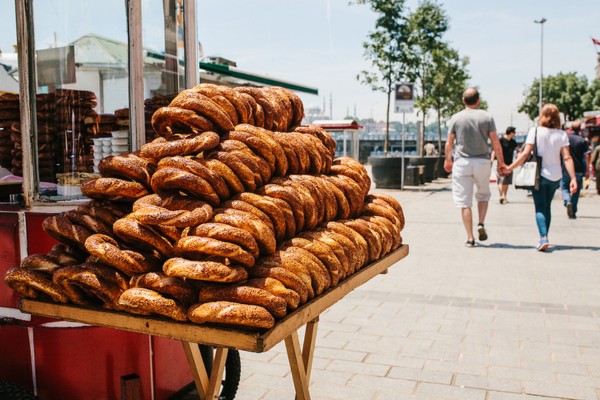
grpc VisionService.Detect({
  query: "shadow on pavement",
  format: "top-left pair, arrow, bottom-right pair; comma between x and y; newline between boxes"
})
477,243 -> 533,250
546,245 -> 600,252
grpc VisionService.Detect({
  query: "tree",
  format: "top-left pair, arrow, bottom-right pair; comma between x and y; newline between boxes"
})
519,72 -> 591,122
354,0 -> 415,156
423,44 -> 470,154
407,0 -> 449,156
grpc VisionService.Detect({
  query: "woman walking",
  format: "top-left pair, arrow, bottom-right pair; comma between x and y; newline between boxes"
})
504,104 -> 577,251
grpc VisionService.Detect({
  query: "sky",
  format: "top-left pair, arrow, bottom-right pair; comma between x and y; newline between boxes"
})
2,0 -> 599,134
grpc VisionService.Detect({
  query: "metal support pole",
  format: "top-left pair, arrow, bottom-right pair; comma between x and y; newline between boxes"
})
183,0 -> 198,88
534,18 -> 546,120
401,112 -> 406,190
128,0 -> 145,151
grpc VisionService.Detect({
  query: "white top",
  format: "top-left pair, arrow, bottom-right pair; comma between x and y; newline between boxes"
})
525,126 -> 569,181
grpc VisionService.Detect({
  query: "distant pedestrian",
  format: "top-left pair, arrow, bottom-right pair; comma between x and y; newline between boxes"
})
591,144 -> 600,195
444,87 -> 506,247
491,126 -> 519,204
561,121 -> 589,219
504,104 -> 577,251
424,141 -> 437,156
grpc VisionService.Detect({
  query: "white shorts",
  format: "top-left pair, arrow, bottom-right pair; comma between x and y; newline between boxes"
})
452,157 -> 492,208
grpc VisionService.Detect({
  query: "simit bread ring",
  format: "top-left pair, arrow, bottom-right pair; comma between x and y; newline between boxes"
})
340,219 -> 382,263
163,257 -> 247,283
77,201 -> 128,227
158,156 -> 230,201
113,218 -> 174,259
276,132 -> 310,173
186,222 -> 259,258
207,151 -> 257,192
233,124 -> 288,176
64,210 -> 112,236
218,139 -> 272,184
4,266 -> 69,303
271,178 -> 319,231
20,254 -> 63,274
219,200 -> 274,232
358,217 -> 391,257
85,234 -> 161,277
132,194 -> 213,228
280,246 -> 331,296
288,175 -> 327,224
98,153 -> 157,188
196,84 -> 251,123
249,265 -> 308,305
175,236 -> 255,268
236,92 -> 261,126
203,158 -> 245,195
361,214 -> 400,252
294,124 -> 336,158
325,221 -> 369,270
235,87 -> 275,130
151,167 -> 220,207
170,90 -> 234,132
151,106 -> 215,136
325,175 -> 362,218
245,277 -> 300,310
316,228 -> 359,274
266,88 -> 293,129
119,287 -> 187,321
366,194 -> 405,230
282,237 -> 342,286
130,272 -> 196,306
298,231 -> 350,280
140,131 -> 220,160
199,283 -> 287,319
188,301 -> 275,329
42,215 -> 93,251
256,184 -> 304,235
213,211 -> 276,256
272,133 -> 300,174
82,178 -> 149,203
260,253 -> 314,301
233,193 -> 287,244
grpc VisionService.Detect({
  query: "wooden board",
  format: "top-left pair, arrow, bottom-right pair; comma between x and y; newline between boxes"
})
20,245 -> 409,352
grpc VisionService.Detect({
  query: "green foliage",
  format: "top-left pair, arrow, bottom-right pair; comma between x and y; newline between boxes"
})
519,72 -> 592,122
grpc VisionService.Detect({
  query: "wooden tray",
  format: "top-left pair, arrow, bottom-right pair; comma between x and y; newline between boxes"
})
20,245 -> 409,352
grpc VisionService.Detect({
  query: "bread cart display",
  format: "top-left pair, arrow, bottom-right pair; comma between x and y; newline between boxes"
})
6,80 -> 409,399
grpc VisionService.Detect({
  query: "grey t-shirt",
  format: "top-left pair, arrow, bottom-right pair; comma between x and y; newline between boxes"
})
447,108 -> 496,159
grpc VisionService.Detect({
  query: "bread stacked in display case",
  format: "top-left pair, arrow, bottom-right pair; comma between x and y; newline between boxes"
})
0,93 -> 19,171
4,84 -> 405,330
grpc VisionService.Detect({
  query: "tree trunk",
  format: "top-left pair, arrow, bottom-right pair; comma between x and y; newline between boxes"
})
385,84 -> 391,157
437,108 -> 442,156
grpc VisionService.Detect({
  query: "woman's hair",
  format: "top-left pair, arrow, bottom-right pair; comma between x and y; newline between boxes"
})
539,103 -> 561,129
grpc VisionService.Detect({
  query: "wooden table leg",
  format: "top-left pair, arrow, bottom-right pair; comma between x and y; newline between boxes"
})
181,342 -> 209,399
206,347 -> 228,400
286,317 -> 320,400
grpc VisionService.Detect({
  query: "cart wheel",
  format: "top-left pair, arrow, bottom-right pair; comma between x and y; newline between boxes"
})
199,345 -> 241,400
0,380 -> 37,400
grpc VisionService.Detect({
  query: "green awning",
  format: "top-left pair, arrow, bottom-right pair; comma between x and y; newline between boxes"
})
200,62 -> 318,95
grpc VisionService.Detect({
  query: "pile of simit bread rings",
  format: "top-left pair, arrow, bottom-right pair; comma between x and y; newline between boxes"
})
4,84 -> 405,330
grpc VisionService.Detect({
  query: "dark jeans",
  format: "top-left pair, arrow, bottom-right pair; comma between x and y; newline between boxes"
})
561,171 -> 584,213
531,176 -> 560,238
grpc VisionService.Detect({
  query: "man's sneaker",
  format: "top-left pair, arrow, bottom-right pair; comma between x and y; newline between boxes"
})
499,196 -> 505,204
566,202 -> 575,219
465,239 -> 475,248
477,224 -> 488,241
537,238 -> 549,252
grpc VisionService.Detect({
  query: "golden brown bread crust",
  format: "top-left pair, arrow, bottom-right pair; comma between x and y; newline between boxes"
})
82,178 -> 149,203
207,150 -> 257,192
130,272 -> 196,306
298,231 -> 350,280
151,106 -> 215,136
19,254 -> 63,274
218,139 -> 271,184
119,287 -> 188,321
256,184 -> 304,235
64,210 -> 113,236
158,156 -> 230,201
219,200 -> 274,232
233,124 -> 288,176
282,237 -> 342,286
163,257 -> 248,283
98,153 -> 157,188
140,131 -> 220,160
260,252 -> 315,301
85,234 -> 161,277
175,236 -> 255,268
4,266 -> 69,303
170,90 -> 234,133
360,215 -> 397,254
280,246 -> 331,296
186,222 -> 259,258
150,167 -> 220,207
249,265 -> 308,304
365,194 -> 405,231
199,283 -> 287,319
234,193 -> 287,244
245,277 -> 300,310
235,87 -> 275,131
42,215 -> 93,251
324,221 -> 369,270
270,177 -> 319,231
113,218 -> 174,259
315,228 -> 359,274
131,194 -> 213,228
203,158 -> 245,195
294,124 -> 336,157
213,211 -> 276,256
188,301 -> 275,329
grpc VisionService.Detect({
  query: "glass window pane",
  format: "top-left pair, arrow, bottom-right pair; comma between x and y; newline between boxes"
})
32,0 -> 129,200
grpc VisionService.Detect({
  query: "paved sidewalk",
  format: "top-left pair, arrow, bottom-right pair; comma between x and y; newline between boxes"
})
235,176 -> 600,400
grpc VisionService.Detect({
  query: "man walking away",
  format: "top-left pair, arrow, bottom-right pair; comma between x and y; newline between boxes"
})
444,87 -> 506,247
491,126 -> 519,204
561,121 -> 589,218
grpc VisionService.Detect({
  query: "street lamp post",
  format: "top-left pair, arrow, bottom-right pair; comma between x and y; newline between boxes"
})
534,18 -> 547,120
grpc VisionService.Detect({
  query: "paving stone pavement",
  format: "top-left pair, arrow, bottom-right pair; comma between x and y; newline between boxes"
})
233,173 -> 600,400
